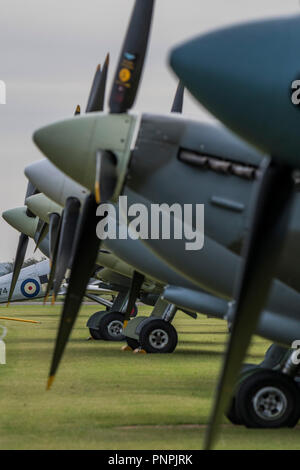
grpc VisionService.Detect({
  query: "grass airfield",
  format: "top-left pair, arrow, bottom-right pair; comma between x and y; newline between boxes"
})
0,304 -> 299,450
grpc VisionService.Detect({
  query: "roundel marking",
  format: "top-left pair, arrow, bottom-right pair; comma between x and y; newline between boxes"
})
21,278 -> 40,298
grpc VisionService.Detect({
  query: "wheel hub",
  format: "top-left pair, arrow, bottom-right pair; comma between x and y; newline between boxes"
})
253,386 -> 287,421
107,320 -> 123,338
149,328 -> 169,350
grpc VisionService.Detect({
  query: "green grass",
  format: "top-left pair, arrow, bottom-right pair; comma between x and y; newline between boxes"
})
0,304 -> 299,450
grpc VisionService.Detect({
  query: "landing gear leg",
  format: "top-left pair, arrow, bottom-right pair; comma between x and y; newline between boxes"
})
87,290 -> 132,341
125,298 -> 178,354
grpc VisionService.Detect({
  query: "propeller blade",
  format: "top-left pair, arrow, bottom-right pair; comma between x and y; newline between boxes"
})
34,221 -> 49,253
204,159 -> 294,449
97,53 -> 109,112
109,0 -> 155,113
95,150 -> 118,204
86,55 -> 109,113
47,194 -> 101,389
43,262 -> 55,305
7,233 -> 29,305
52,197 -> 80,301
6,181 -> 39,304
74,105 -> 81,115
48,213 -> 61,261
25,181 -> 38,201
171,81 -> 184,113
44,215 -> 62,304
85,64 -> 101,112
25,181 -> 39,217
123,271 -> 145,328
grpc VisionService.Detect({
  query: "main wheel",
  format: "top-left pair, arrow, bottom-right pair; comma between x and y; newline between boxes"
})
89,328 -> 103,340
139,319 -> 178,353
98,312 -> 126,341
235,370 -> 300,428
226,397 -> 243,425
87,310 -> 107,340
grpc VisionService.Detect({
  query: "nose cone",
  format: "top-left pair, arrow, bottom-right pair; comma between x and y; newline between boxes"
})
26,193 -> 62,223
33,115 -> 95,190
33,112 -> 137,194
2,207 -> 38,237
25,159 -> 88,206
170,15 -> 300,167
25,159 -> 61,201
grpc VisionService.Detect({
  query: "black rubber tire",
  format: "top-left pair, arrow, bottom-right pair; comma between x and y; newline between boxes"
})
236,370 -> 300,428
89,328 -> 103,340
98,312 -> 126,342
226,397 -> 243,425
126,337 -> 140,350
87,310 -> 107,340
139,319 -> 178,353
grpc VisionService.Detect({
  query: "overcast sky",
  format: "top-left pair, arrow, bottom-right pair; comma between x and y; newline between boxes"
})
0,0 -> 298,261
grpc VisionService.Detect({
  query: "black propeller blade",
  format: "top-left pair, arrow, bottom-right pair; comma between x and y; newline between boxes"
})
7,233 -> 29,306
52,197 -> 80,302
204,159 -> 294,449
48,213 -> 61,262
97,53 -> 109,112
86,54 -> 109,113
171,81 -> 184,113
7,182 -> 38,304
74,105 -> 81,115
34,221 -> 49,253
85,64 -> 101,112
44,215 -> 62,304
25,181 -> 39,218
25,181 -> 36,199
123,271 -> 145,328
95,150 -> 118,204
47,194 -> 101,389
109,0 -> 155,113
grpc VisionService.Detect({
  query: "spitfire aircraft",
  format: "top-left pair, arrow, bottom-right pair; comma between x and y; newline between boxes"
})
169,13 -> 300,447
0,260 -> 49,303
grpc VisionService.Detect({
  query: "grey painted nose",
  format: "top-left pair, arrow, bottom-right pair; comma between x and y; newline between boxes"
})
33,115 -> 96,190
25,159 -> 88,207
170,15 -> 300,167
2,207 -> 38,237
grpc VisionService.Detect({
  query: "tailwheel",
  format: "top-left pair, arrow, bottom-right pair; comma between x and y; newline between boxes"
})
235,369 -> 300,428
139,319 -> 178,353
